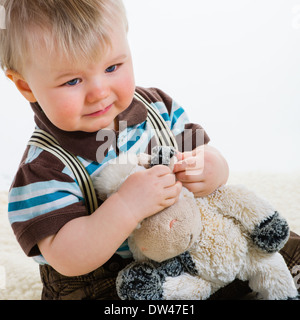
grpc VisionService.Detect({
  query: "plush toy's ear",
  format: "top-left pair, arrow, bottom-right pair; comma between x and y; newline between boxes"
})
93,153 -> 143,200
150,146 -> 177,171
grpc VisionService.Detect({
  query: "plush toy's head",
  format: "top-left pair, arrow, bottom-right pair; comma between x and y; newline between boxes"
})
93,146 -> 202,263
129,186 -> 201,262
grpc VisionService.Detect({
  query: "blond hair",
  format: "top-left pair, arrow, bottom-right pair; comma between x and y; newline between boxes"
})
0,0 -> 128,75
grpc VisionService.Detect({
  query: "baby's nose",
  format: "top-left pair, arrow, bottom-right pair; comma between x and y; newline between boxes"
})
86,82 -> 110,103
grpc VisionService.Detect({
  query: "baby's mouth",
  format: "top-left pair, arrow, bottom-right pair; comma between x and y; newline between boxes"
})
86,104 -> 113,117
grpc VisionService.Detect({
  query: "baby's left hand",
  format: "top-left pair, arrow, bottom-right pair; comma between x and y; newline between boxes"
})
173,145 -> 229,197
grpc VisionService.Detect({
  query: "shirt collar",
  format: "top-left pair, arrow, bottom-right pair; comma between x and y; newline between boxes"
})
30,94 -> 148,162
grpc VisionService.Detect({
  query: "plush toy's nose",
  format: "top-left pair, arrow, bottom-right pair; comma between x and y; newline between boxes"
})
169,219 -> 178,229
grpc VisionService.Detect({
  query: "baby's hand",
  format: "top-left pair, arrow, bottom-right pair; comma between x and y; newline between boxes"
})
116,165 -> 182,223
173,145 -> 229,197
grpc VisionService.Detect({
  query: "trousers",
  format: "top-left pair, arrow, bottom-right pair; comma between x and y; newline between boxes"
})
39,254 -> 133,300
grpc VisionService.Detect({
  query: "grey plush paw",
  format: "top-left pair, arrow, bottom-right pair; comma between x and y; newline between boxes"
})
156,255 -> 186,278
178,251 -> 198,276
116,256 -> 191,300
251,211 -> 289,253
116,261 -> 164,300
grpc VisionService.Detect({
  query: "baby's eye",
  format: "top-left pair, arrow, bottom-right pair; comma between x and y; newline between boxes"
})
65,78 -> 81,86
105,65 -> 118,73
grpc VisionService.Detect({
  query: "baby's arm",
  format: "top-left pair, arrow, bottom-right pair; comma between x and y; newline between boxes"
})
38,165 -> 181,277
173,145 -> 229,197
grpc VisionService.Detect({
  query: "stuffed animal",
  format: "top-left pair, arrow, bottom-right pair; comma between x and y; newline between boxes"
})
93,147 -> 298,300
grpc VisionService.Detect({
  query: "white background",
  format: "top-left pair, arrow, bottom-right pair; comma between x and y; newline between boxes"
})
0,0 -> 300,190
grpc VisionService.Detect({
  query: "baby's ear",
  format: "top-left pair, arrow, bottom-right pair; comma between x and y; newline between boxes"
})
5,70 -> 37,103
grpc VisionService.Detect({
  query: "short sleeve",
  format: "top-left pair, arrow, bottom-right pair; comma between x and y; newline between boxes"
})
8,147 -> 89,257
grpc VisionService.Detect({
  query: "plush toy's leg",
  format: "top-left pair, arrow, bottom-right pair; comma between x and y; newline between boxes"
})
250,211 -> 290,253
205,185 -> 290,253
247,252 -> 298,300
116,261 -> 165,300
163,273 -> 217,300
116,256 -> 186,300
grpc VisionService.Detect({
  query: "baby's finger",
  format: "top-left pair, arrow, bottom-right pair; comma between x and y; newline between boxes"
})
173,160 -> 188,173
175,151 -> 184,161
162,182 -> 182,206
175,169 -> 204,182
165,181 -> 182,196
174,157 -> 204,174
161,173 -> 177,188
149,164 -> 172,176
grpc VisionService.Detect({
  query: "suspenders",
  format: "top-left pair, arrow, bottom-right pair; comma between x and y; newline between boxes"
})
133,92 -> 178,149
28,91 -> 178,214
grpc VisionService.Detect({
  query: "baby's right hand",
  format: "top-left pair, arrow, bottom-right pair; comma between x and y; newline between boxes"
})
116,165 -> 182,223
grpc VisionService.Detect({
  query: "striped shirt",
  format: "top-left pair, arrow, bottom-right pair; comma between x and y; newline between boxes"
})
8,87 -> 209,265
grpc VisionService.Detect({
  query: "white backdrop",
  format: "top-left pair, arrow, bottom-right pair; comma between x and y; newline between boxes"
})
0,0 -> 300,190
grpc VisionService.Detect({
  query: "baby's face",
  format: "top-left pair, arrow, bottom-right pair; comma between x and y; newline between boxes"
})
21,24 -> 135,132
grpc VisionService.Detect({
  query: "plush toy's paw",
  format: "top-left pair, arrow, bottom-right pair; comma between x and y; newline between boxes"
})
156,255 -> 186,278
251,211 -> 289,253
179,251 -> 198,276
116,261 -> 164,300
116,256 -> 191,300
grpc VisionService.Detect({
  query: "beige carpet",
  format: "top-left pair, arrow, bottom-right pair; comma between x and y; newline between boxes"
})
1,171 -> 299,300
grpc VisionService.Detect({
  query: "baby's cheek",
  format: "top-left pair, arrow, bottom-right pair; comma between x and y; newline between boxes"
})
48,104 -> 80,131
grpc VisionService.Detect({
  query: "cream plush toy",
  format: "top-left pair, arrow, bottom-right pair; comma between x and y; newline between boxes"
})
93,147 -> 298,300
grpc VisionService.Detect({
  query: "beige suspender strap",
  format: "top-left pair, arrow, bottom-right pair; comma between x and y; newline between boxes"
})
28,129 -> 98,215
134,91 -> 179,150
